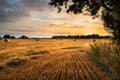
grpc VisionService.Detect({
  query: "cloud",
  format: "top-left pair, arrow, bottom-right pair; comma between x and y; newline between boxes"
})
0,0 -> 108,36
49,23 -> 84,29
7,29 -> 33,32
0,0 -> 49,22
23,0 -> 49,11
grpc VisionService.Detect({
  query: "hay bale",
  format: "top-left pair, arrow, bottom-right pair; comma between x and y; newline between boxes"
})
73,39 -> 76,41
93,39 -> 96,42
4,39 -> 9,42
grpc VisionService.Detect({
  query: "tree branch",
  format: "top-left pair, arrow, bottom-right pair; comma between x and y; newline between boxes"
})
100,0 -> 112,12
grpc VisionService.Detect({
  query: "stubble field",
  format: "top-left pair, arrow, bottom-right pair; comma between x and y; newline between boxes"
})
0,39 -> 109,80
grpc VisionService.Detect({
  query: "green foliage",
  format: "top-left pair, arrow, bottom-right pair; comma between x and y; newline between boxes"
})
89,41 -> 120,79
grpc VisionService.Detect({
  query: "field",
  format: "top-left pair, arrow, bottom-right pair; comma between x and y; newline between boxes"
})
0,39 -> 110,80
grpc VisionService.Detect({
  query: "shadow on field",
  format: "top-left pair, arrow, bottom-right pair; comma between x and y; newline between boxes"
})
0,65 -> 4,71
62,46 -> 82,49
5,57 -> 27,68
24,50 -> 50,56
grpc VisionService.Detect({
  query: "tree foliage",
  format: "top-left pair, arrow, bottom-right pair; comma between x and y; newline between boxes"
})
3,35 -> 16,39
52,34 -> 110,39
3,35 -> 11,39
19,35 -> 29,39
0,36 -> 1,40
49,0 -> 120,43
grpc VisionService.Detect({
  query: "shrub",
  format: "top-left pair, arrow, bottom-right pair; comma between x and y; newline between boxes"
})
89,41 -> 120,80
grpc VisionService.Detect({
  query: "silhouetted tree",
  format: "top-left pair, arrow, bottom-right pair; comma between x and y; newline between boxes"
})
0,36 -> 1,40
49,0 -> 120,44
3,35 -> 11,39
19,35 -> 29,39
52,34 -> 110,39
11,36 -> 16,39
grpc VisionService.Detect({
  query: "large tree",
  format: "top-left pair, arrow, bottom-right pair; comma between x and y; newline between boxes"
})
49,0 -> 120,44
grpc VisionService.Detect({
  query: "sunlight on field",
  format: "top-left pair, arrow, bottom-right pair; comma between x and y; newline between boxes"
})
0,39 -> 92,55
0,39 -> 109,80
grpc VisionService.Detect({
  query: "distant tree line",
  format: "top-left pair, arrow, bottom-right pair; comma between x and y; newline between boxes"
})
0,35 -> 30,39
2,35 -> 16,39
18,35 -> 29,39
52,34 -> 110,39
0,34 -> 110,40
0,36 -> 1,40
0,35 -> 41,40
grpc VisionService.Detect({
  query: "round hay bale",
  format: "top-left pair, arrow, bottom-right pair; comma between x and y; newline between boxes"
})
93,39 -> 96,42
4,39 -> 9,42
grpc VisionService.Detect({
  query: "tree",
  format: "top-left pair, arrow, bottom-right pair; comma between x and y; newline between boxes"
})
11,36 -> 16,39
49,0 -> 120,44
19,35 -> 29,39
0,36 -> 1,40
3,35 -> 11,39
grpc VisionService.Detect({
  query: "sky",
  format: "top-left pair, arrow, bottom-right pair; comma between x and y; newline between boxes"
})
0,0 -> 109,38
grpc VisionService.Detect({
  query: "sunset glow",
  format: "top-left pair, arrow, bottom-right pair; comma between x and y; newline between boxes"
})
0,0 -> 109,38
86,31 -> 93,35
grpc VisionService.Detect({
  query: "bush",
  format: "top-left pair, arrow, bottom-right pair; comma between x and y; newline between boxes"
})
89,41 -> 120,80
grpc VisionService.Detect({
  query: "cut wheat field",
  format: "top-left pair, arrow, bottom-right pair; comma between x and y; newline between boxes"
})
0,39 -> 110,80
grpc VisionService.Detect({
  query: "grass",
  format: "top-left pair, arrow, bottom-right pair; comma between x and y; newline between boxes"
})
88,41 -> 120,80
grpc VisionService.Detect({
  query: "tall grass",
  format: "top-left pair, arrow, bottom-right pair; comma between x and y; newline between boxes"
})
89,41 -> 120,80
